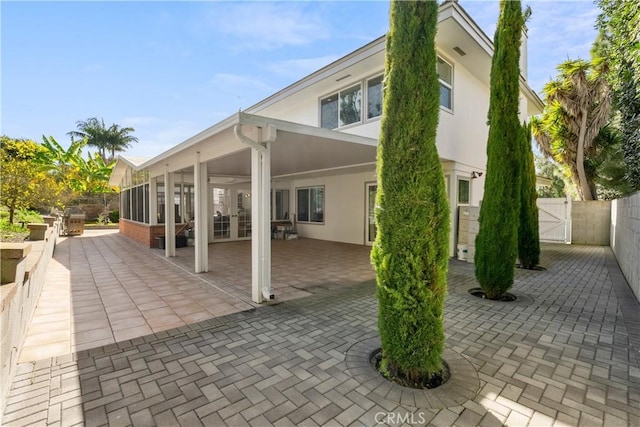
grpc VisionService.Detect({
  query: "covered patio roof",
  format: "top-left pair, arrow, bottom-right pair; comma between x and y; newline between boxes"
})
110,112 -> 378,186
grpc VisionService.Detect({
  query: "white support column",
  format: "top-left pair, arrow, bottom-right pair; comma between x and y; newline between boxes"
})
251,148 -> 263,303
261,140 -> 272,300
194,153 -> 209,273
235,123 -> 274,304
164,168 -> 176,257
149,177 -> 158,225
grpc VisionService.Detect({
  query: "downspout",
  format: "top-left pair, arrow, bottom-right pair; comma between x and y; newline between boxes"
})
234,123 -> 275,301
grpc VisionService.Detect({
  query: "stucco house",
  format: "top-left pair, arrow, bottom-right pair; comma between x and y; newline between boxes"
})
109,1 -> 544,303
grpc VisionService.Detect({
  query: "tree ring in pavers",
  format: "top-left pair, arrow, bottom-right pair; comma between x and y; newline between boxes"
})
345,337 -> 479,409
468,287 -> 517,301
515,264 -> 547,271
369,347 -> 450,389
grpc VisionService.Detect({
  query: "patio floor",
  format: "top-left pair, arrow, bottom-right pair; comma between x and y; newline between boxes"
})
19,230 -> 375,362
4,232 -> 640,426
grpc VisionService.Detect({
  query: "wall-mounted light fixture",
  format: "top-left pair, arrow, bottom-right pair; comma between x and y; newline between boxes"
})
471,171 -> 483,179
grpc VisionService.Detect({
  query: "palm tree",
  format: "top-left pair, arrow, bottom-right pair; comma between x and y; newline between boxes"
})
105,123 -> 138,159
68,117 -> 109,160
532,60 -> 611,200
68,117 -> 138,161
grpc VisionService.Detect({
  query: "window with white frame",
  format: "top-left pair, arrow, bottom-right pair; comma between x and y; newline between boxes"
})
297,186 -> 324,223
271,189 -> 290,220
438,57 -> 453,110
321,84 -> 362,129
367,75 -> 383,119
458,178 -> 470,205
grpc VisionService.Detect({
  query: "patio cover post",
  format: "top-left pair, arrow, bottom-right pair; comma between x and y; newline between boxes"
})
235,124 -> 274,304
149,177 -> 158,225
194,152 -> 208,272
164,168 -> 176,257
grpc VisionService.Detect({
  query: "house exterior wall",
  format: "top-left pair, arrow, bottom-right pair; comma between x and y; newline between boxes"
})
611,192 -> 640,302
291,169 -> 376,245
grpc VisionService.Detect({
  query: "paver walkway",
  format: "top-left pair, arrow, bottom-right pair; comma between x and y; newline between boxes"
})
4,241 -> 640,426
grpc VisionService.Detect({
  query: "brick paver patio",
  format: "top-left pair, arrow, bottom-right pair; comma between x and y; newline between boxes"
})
3,232 -> 640,426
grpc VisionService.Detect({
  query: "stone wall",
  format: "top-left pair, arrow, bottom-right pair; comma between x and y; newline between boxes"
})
0,225 -> 58,416
611,192 -> 640,303
571,200 -> 611,245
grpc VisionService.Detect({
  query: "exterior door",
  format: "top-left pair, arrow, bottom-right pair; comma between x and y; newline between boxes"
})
211,187 -> 252,241
366,183 -> 377,245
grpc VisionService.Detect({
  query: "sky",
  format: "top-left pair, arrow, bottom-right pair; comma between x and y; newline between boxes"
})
2,1 -> 600,159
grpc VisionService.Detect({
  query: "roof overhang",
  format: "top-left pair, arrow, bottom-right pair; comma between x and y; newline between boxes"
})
437,1 -> 544,115
110,112 -> 379,185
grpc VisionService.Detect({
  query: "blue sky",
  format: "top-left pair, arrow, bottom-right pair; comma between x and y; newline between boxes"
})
2,1 -> 599,159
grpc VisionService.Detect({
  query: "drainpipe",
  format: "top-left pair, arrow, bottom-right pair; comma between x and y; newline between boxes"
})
234,123 -> 275,302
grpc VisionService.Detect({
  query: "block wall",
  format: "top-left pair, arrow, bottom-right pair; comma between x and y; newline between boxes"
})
611,192 -> 640,303
571,201 -> 611,245
0,225 -> 57,417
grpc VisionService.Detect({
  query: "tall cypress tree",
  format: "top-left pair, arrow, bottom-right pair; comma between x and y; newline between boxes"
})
474,0 -> 524,299
518,122 -> 540,269
371,0 -> 449,381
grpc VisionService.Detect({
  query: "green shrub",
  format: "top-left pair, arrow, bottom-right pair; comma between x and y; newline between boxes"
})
518,122 -> 540,269
108,210 -> 119,223
371,0 -> 449,381
474,0 -> 525,299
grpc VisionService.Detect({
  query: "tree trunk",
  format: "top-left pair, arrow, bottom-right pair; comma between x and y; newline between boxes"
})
576,109 -> 594,200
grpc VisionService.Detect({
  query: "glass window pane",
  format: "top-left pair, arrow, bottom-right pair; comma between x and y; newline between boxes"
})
157,184 -> 165,224
321,95 -> 338,129
297,189 -> 309,222
174,184 -> 182,223
276,190 -> 289,220
440,84 -> 452,109
339,84 -> 362,126
310,187 -> 324,223
367,76 -> 383,119
437,58 -> 452,84
144,184 -> 149,223
458,179 -> 470,204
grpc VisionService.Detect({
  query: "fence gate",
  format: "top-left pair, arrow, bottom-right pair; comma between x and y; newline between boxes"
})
537,197 -> 571,243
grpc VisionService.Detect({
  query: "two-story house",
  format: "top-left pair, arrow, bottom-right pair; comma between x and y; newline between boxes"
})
109,1 -> 544,303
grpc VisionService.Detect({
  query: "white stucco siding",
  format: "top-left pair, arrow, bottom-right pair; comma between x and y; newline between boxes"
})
437,66 -> 490,168
291,169 -> 376,245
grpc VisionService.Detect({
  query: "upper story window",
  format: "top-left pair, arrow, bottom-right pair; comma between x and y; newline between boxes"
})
321,84 -> 362,129
320,57 -> 452,129
367,75 -> 383,119
438,57 -> 453,110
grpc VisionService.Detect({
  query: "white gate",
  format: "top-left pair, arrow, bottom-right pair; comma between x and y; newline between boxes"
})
537,197 -> 571,243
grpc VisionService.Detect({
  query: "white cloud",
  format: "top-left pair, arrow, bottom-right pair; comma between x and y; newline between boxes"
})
203,2 -> 329,50
265,55 -> 340,79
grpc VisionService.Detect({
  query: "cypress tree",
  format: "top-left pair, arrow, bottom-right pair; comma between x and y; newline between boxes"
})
371,0 -> 449,381
518,122 -> 541,269
474,0 -> 524,299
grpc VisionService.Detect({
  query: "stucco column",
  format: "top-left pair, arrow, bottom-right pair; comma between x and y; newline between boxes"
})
164,168 -> 176,257
194,153 -> 208,272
